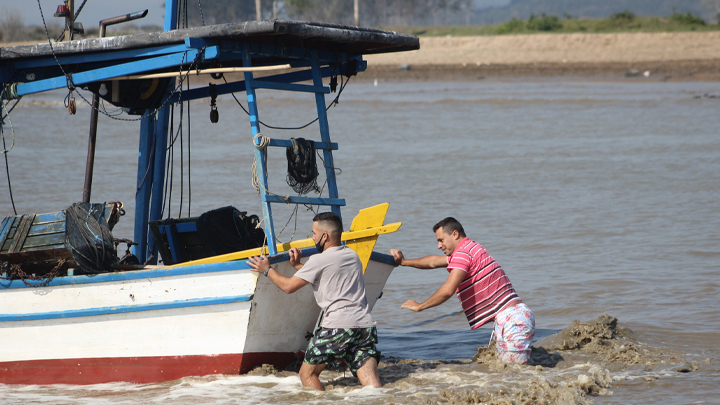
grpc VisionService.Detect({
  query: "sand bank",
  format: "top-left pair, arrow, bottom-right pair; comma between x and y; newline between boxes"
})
363,31 -> 720,80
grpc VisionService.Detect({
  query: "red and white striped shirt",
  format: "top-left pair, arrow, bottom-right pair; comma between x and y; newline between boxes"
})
447,238 -> 521,329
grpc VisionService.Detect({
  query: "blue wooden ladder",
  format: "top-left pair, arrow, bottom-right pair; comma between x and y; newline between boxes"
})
242,47 -> 345,255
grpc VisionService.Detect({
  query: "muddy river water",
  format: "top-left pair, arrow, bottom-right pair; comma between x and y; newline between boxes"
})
1,78 -> 718,404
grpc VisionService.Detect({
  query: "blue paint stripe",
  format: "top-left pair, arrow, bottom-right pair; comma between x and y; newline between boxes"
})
248,79 -> 330,94
0,294 -> 253,322
16,47 -> 218,97
173,66 -> 335,104
0,260 -> 253,290
370,251 -> 398,267
268,138 -> 338,151
14,44 -> 190,69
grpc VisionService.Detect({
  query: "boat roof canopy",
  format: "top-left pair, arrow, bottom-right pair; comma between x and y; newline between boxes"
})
1,20 -> 419,61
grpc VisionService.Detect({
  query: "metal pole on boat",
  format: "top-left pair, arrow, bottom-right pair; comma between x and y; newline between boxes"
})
65,0 -> 74,41
354,0 -> 359,26
82,10 -> 149,204
83,96 -> 100,204
99,10 -> 149,38
164,0 -> 179,31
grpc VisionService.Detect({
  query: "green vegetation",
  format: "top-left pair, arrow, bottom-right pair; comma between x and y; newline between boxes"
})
496,18 -> 524,35
526,13 -> 563,31
381,10 -> 719,37
670,10 -> 706,25
610,10 -> 637,22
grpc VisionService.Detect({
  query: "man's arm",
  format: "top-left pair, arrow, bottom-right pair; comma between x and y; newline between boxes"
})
390,249 -> 447,269
400,268 -> 465,312
247,255 -> 309,294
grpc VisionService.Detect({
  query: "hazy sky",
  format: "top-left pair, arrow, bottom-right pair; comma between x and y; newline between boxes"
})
475,0 -> 512,8
2,0 -> 513,28
1,0 -> 166,27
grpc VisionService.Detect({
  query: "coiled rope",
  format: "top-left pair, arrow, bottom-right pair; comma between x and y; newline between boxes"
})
251,133 -> 270,194
1,91 -> 16,154
1,84 -> 19,101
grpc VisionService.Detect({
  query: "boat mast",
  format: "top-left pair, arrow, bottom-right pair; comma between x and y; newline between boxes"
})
65,0 -> 75,41
131,0 -> 178,263
83,10 -> 148,204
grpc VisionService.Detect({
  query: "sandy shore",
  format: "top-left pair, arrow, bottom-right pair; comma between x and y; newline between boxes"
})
363,31 -> 720,81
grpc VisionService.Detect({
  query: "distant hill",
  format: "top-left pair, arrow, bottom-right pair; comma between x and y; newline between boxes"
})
473,0 -> 709,24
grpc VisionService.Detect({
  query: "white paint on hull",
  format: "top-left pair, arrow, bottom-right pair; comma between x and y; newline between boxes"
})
1,256 -> 395,367
1,269 -> 257,315
1,302 -> 250,362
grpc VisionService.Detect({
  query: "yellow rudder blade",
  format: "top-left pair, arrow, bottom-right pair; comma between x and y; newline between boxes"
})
345,203 -> 390,273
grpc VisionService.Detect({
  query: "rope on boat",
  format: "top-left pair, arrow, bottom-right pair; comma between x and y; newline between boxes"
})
1,95 -> 16,154
251,133 -> 269,194
197,0 -> 206,26
249,132 -> 304,244
179,74 -> 190,217
162,103 -> 179,219
254,133 -> 271,150
1,84 -> 19,101
222,73 -> 351,131
275,204 -> 300,243
1,89 -> 18,215
250,135 -> 290,200
36,0 -> 75,97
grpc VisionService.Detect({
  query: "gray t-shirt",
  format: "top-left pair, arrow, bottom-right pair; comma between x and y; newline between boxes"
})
294,245 -> 376,329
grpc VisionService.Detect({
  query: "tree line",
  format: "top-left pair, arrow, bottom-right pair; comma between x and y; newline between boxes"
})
184,0 -> 474,27
177,0 -> 720,27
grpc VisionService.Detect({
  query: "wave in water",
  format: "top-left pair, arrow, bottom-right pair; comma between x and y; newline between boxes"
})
0,315 -> 708,405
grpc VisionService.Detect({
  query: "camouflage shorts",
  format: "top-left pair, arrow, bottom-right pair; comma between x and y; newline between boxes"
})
304,327 -> 381,375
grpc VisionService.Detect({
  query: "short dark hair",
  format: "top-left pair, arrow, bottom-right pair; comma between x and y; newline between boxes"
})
432,217 -> 466,237
313,212 -> 343,239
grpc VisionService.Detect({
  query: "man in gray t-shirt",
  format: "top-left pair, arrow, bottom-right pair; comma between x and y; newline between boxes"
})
248,212 -> 382,391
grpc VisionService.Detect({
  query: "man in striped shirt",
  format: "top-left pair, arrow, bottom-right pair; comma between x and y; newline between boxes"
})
390,217 -> 535,364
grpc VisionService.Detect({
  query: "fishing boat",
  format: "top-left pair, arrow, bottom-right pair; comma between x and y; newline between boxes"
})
0,1 -> 418,384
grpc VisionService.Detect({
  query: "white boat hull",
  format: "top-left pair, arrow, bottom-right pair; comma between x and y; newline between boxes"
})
0,251 -> 395,384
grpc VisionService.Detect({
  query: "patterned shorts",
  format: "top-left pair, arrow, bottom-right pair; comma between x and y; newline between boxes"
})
304,327 -> 381,375
493,302 -> 535,364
